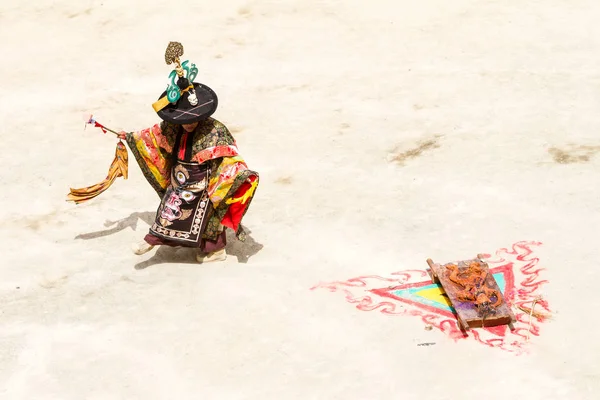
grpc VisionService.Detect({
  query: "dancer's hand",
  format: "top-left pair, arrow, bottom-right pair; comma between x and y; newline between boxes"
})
117,131 -> 127,140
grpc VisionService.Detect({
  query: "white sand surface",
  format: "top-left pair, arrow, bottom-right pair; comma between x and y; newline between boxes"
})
1,0 -> 600,398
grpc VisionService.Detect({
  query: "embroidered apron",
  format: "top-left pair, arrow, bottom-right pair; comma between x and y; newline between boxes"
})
149,131 -> 214,245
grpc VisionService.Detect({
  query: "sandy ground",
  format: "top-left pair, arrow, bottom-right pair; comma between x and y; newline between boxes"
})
1,0 -> 600,398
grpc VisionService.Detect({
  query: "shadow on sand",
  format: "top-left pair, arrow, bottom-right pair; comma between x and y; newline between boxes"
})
75,211 -> 263,269
74,211 -> 155,240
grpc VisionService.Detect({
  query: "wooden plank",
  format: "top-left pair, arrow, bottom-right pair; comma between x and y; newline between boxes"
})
426,258 -> 440,284
476,254 -> 516,330
427,256 -> 516,329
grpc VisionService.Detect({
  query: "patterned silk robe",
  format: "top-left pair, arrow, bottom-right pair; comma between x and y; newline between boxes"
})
125,117 -> 259,243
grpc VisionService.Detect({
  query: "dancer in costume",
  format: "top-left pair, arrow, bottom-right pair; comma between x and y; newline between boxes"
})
118,42 -> 259,263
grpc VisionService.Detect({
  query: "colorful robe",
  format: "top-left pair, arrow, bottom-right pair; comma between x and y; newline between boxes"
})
125,117 -> 259,241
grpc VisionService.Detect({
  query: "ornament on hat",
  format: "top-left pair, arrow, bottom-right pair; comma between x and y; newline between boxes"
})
152,42 -> 218,124
152,41 -> 200,112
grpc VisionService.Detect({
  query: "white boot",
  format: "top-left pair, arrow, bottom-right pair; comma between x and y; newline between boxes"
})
132,240 -> 155,255
196,248 -> 227,263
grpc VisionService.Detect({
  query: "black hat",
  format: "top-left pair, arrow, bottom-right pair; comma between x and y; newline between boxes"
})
152,42 -> 218,124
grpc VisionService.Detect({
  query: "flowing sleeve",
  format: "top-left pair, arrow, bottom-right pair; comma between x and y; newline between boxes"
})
125,122 -> 176,197
207,155 -> 259,238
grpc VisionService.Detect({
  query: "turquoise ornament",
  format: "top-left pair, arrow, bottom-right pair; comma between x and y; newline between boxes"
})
166,70 -> 181,103
182,60 -> 199,82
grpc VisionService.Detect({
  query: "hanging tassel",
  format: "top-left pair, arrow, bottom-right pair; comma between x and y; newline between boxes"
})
66,141 -> 129,204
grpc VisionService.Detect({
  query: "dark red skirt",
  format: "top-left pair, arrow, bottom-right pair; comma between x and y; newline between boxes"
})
144,229 -> 226,253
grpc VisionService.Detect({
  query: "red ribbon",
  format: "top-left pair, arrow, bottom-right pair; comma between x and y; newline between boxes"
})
93,121 -> 108,134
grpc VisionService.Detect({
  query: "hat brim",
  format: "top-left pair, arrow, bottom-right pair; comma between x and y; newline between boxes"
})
156,82 -> 218,124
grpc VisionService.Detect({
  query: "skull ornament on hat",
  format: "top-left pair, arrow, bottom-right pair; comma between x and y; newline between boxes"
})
152,42 -> 218,124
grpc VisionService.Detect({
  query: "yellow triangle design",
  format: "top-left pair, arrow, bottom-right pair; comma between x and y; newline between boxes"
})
415,287 -> 453,308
